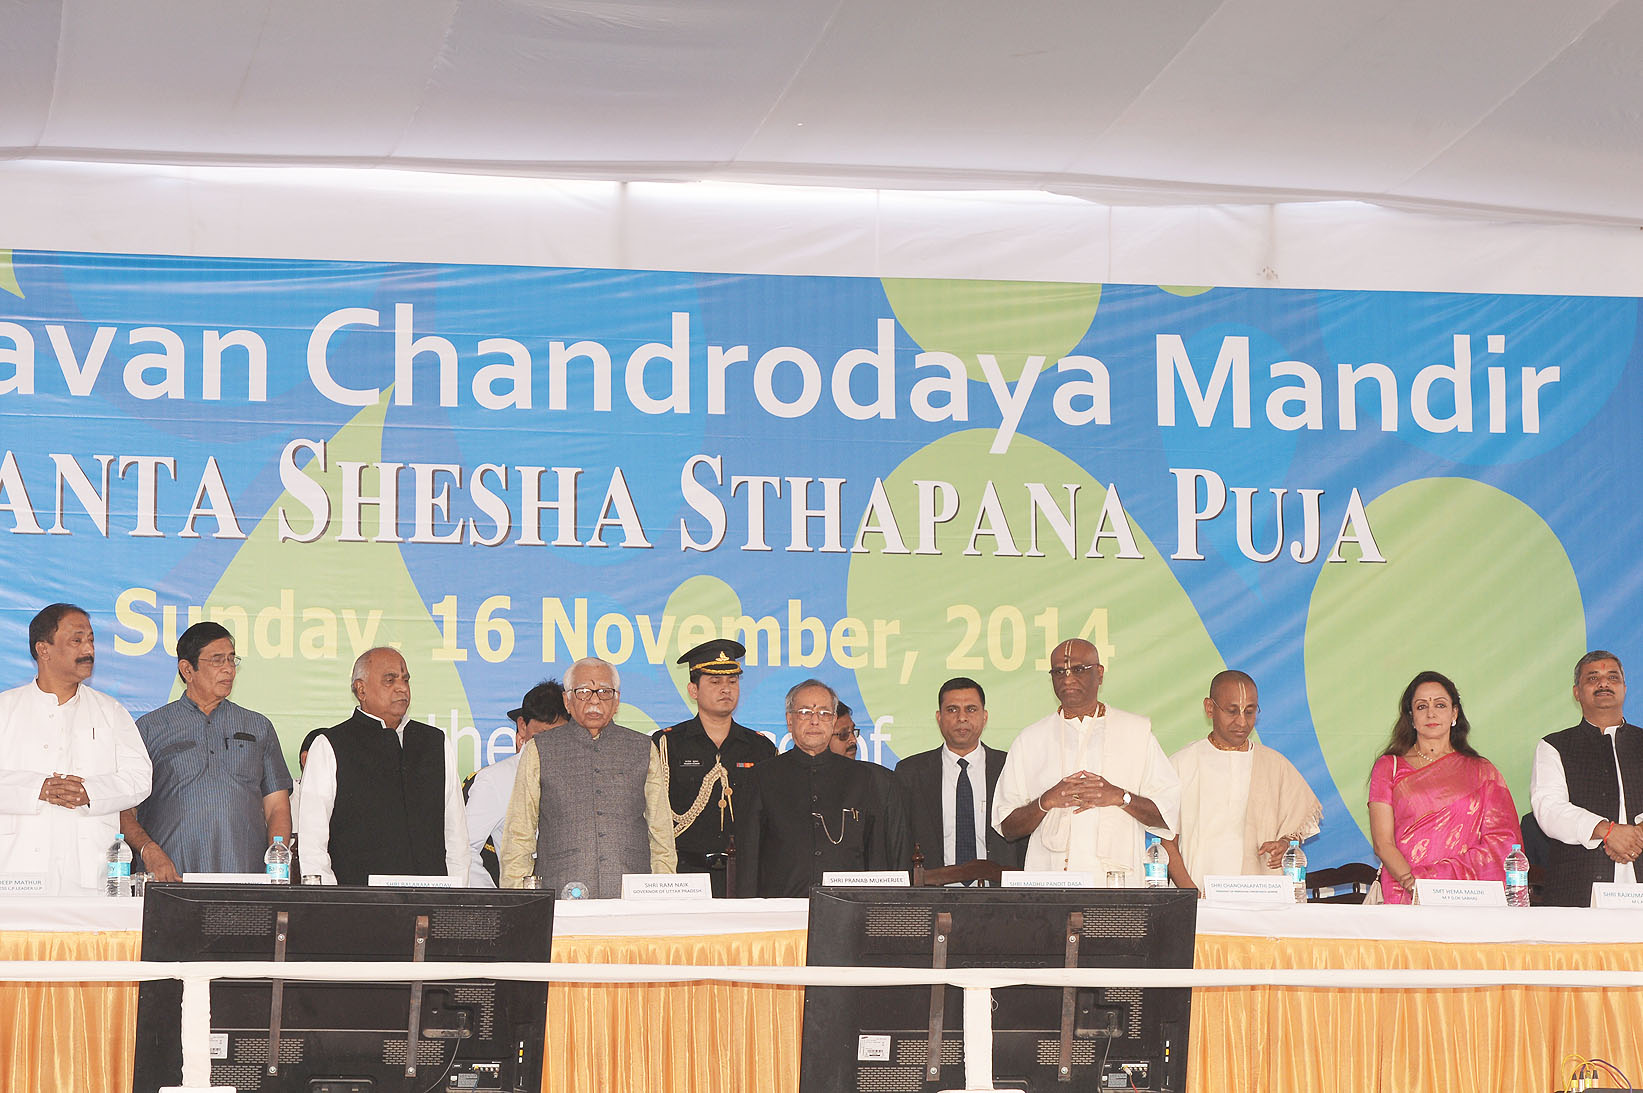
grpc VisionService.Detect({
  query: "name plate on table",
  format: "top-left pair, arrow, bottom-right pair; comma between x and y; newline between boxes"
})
183,872 -> 268,884
1001,871 -> 1096,889
1203,874 -> 1295,904
1590,883 -> 1643,909
0,874 -> 46,894
368,874 -> 458,888
622,873 -> 713,899
1413,878 -> 1506,906
822,871 -> 909,887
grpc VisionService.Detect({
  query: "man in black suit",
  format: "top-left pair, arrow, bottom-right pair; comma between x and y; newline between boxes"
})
895,676 -> 1024,875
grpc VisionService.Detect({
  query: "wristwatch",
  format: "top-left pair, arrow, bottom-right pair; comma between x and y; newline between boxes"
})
1120,791 -> 1132,808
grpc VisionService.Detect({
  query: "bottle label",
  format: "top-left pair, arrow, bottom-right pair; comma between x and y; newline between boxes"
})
267,863 -> 290,881
1505,869 -> 1528,887
107,862 -> 130,879
1144,862 -> 1168,881
1284,866 -> 1304,883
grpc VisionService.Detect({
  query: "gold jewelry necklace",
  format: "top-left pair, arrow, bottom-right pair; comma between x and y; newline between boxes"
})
1207,733 -> 1250,752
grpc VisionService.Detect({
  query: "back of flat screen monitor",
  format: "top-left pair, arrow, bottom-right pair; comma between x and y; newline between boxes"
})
131,884 -> 552,1093
800,887 -> 1195,1092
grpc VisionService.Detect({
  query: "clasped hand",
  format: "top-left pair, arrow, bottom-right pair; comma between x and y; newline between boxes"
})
1604,823 -> 1643,863
1043,770 -> 1125,812
39,773 -> 89,809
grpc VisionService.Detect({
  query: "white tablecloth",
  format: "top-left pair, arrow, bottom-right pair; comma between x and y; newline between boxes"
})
4,893 -> 1638,945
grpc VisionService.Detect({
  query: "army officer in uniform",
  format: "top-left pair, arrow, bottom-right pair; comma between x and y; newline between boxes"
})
654,639 -> 775,896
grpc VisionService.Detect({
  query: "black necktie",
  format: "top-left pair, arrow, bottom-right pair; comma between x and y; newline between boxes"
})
955,757 -> 977,866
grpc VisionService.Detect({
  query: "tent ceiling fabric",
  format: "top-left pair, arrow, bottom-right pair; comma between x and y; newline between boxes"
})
4,0 -> 1641,224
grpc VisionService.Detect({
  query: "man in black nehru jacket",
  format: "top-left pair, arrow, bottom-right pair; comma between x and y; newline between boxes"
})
1532,649 -> 1643,906
295,646 -> 469,885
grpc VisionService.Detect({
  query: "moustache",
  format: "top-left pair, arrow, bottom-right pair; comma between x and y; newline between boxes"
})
76,656 -> 94,666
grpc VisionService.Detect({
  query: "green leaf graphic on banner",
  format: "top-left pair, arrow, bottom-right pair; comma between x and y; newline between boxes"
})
846,429 -> 1223,760
881,278 -> 1101,382
179,394 -> 479,776
0,250 -> 21,298
1307,478 -> 1585,840
660,575 -> 744,707
1159,286 -> 1212,297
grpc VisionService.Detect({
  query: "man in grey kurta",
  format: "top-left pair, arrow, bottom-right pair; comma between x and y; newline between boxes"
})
120,622 -> 293,877
498,657 -> 674,896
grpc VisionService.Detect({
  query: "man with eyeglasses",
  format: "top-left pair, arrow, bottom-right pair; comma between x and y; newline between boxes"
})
0,603 -> 151,895
733,679 -> 910,897
993,639 -> 1180,885
119,621 -> 293,879
654,639 -> 775,897
499,656 -> 675,896
298,646 -> 469,885
1161,670 -> 1321,891
828,702 -> 859,759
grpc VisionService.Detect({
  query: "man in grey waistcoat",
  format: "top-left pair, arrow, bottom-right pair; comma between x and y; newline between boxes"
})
498,656 -> 675,896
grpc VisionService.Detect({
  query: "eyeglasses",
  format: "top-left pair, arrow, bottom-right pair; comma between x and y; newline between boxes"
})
834,726 -> 859,741
1214,704 -> 1260,717
569,687 -> 619,701
200,655 -> 243,669
791,707 -> 837,722
1048,663 -> 1097,679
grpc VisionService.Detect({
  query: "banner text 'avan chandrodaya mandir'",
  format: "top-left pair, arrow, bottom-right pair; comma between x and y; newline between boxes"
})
1,248 -> 1634,867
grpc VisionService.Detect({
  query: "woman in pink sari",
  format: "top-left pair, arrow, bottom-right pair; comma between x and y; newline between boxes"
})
1368,670 -> 1523,904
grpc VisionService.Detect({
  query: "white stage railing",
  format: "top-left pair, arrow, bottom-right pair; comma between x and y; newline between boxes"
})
5,959 -> 1643,1091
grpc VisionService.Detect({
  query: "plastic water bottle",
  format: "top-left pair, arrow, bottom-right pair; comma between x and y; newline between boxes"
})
1504,843 -> 1530,907
561,880 -> 590,900
1281,839 -> 1307,903
264,835 -> 292,884
1143,834 -> 1170,888
105,833 -> 133,897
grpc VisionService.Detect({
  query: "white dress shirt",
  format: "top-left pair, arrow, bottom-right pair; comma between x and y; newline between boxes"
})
941,744 -> 991,870
462,753 -> 524,888
1531,725 -> 1636,884
295,711 -> 470,885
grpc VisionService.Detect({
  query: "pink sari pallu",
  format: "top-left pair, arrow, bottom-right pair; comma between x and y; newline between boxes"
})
1378,754 -> 1522,905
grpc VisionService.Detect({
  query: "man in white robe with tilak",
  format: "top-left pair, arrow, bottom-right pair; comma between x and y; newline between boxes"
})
1164,670 -> 1322,890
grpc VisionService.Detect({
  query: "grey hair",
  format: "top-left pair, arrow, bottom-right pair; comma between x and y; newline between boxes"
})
564,657 -> 620,691
1575,650 -> 1624,685
785,678 -> 837,713
351,647 -> 400,691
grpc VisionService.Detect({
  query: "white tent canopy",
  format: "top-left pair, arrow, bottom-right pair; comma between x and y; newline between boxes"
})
5,0 -> 1643,293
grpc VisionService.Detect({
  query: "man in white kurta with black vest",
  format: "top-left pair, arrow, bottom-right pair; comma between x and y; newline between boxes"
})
296,647 -> 469,885
1531,649 -> 1643,906
992,639 -> 1180,884
498,657 -> 675,896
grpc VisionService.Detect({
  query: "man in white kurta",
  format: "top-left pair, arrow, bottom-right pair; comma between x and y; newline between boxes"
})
992,639 -> 1180,884
1166,671 -> 1321,889
0,604 -> 152,895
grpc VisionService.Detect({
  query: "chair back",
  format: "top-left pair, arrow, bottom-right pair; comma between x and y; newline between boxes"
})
1304,862 -> 1379,904
911,844 -> 1006,887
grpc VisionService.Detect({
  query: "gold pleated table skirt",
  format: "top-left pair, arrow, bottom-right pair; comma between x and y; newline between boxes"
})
5,927 -> 1641,1092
